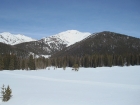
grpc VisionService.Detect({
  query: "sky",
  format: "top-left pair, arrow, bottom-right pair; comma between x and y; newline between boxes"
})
0,0 -> 140,39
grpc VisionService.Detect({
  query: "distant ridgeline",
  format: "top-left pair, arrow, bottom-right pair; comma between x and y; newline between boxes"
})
0,31 -> 140,70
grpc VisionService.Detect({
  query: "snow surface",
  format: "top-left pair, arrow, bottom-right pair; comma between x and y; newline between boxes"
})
35,55 -> 51,58
0,66 -> 140,105
0,32 -> 36,45
43,30 -> 91,46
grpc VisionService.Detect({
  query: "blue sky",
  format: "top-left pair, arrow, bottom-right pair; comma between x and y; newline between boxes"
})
0,0 -> 140,39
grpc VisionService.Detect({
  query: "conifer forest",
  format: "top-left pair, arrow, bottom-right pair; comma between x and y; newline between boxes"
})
0,53 -> 140,70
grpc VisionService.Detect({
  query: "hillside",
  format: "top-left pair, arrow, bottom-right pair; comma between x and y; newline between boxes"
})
14,38 -> 67,55
52,31 -> 140,57
14,30 -> 90,55
0,42 -> 29,57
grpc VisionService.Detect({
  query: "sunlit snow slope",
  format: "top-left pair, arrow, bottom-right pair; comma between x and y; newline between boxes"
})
43,30 -> 91,46
0,32 -> 36,45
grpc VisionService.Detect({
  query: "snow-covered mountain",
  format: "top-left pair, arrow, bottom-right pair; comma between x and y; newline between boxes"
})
43,30 -> 91,46
9,30 -> 91,55
1,30 -> 140,57
0,32 -> 36,45
0,30 -> 91,55
0,30 -> 90,47
51,31 -> 140,57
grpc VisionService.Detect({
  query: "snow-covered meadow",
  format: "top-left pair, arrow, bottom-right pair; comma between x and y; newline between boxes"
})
0,66 -> 140,105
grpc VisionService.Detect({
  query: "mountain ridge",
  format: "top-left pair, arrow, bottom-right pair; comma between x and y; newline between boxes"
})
0,30 -> 140,57
51,31 -> 140,57
0,32 -> 36,45
14,30 -> 91,55
0,30 -> 91,46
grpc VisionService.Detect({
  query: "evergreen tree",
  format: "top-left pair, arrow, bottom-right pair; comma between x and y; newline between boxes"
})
91,55 -> 97,68
28,55 -> 35,70
130,54 -> 135,66
15,57 -> 21,70
1,85 -> 12,102
99,55 -> 104,67
84,55 -> 90,67
1,84 -> 5,101
9,55 -> 15,70
3,54 -> 10,70
137,54 -> 140,65
62,56 -> 66,67
21,59 -> 25,70
4,85 -> 12,101
54,58 -> 58,68
24,58 -> 29,70
62,60 -> 67,70
0,55 -> 4,70
108,55 -> 113,67
126,53 -> 130,66
81,56 -> 85,67
118,55 -> 124,66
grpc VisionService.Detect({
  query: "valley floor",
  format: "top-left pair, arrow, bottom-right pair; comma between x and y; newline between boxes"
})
0,66 -> 140,105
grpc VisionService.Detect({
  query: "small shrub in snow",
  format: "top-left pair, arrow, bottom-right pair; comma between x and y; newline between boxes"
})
72,64 -> 79,71
1,85 -> 12,102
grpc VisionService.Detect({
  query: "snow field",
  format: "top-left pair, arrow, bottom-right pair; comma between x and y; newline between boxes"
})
0,66 -> 140,105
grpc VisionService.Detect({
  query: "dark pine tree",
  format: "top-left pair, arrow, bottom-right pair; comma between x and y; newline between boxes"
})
21,59 -> 25,70
0,55 -> 4,70
9,54 -> 15,70
28,55 -> 35,70
3,54 -> 10,70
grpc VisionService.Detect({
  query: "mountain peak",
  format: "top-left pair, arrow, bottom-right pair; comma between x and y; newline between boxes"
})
0,32 -> 36,45
61,30 -> 81,33
51,30 -> 91,46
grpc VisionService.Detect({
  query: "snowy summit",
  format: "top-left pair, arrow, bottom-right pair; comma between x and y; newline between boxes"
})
47,30 -> 91,46
0,32 -> 36,45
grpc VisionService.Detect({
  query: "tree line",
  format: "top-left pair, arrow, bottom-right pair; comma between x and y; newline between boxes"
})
50,53 -> 140,68
0,53 -> 140,70
0,53 -> 48,70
